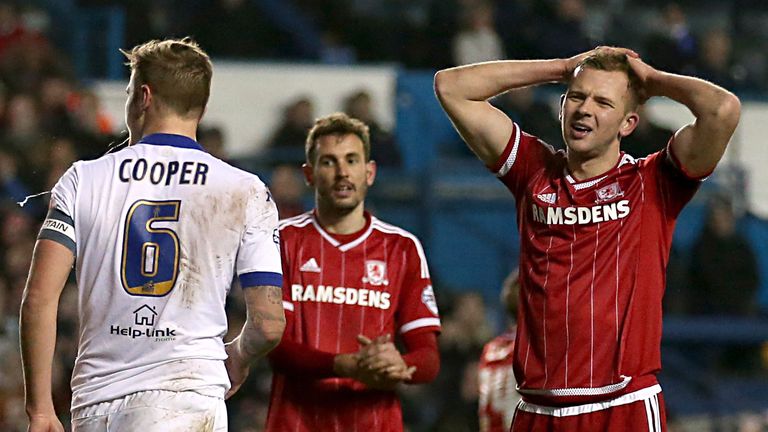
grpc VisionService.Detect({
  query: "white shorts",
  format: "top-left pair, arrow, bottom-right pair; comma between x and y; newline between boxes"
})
71,389 -> 227,432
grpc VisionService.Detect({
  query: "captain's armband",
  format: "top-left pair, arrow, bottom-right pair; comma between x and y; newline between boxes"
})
39,208 -> 76,254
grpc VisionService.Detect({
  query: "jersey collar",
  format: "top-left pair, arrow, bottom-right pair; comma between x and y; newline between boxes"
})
138,133 -> 206,152
311,211 -> 374,252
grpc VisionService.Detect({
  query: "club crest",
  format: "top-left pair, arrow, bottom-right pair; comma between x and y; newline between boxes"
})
595,182 -> 624,204
363,260 -> 389,286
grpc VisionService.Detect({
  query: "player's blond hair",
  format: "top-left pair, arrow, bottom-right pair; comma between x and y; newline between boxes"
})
575,51 -> 643,111
121,37 -> 212,118
305,112 -> 371,164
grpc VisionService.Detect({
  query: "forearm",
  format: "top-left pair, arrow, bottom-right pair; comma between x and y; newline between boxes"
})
237,315 -> 282,360
237,285 -> 286,363
19,240 -> 72,418
268,339 -> 339,378
646,71 -> 740,125
435,59 -> 567,102
401,331 -> 440,384
20,293 -> 59,416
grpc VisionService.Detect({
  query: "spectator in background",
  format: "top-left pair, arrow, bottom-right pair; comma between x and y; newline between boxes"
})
535,0 -> 592,59
0,2 -> 27,58
692,28 -> 737,90
343,89 -> 402,167
620,105 -> 675,158
495,0 -> 539,61
5,93 -> 41,151
478,270 -> 520,432
198,124 -> 228,160
319,29 -> 357,64
452,1 -> 504,66
264,96 -> 315,165
194,0 -> 288,59
689,194 -> 759,316
495,87 -> 561,149
44,137 -> 77,190
66,88 -> 118,160
269,164 -> 306,219
644,3 -> 696,74
433,291 -> 492,431
689,194 -> 762,374
71,89 -> 114,138
0,150 -> 34,212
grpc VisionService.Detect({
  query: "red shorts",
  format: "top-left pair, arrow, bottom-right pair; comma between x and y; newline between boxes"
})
511,386 -> 665,432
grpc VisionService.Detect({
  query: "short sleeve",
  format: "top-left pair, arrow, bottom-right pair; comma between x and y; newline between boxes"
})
39,165 -> 78,254
396,236 -> 441,335
488,122 -> 557,199
51,164 -> 78,218
236,184 -> 283,288
278,228 -> 295,314
646,143 -> 703,218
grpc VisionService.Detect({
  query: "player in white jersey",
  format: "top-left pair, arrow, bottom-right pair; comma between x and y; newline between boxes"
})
20,38 -> 285,432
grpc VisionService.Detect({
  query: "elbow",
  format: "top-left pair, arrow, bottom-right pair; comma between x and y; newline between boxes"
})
712,91 -> 741,131
718,92 -> 741,131
423,356 -> 441,383
434,69 -> 457,103
259,314 -> 286,349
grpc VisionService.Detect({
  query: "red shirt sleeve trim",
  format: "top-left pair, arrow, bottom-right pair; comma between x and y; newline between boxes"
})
487,123 -> 519,174
666,138 -> 713,180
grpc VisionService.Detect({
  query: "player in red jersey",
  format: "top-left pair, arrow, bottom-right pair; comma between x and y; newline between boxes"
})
265,112 -> 441,432
435,47 -> 740,431
479,270 -> 521,432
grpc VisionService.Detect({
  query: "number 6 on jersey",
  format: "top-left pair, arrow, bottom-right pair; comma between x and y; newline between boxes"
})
121,200 -> 181,296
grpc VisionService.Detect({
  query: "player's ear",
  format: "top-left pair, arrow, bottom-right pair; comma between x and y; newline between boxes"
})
619,111 -> 639,138
302,163 -> 314,186
366,160 -> 377,187
140,84 -> 152,112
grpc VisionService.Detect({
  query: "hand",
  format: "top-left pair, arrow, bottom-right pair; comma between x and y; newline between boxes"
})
27,413 -> 64,432
626,55 -> 660,102
356,335 -> 416,387
562,46 -> 640,81
224,337 -> 250,399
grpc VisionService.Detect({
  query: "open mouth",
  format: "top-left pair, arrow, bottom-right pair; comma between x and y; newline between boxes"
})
333,182 -> 355,196
570,122 -> 593,138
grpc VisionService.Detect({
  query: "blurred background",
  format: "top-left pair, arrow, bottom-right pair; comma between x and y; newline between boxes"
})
0,0 -> 767,430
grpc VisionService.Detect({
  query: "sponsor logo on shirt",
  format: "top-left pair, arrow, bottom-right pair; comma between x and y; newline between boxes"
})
108,304 -> 177,342
300,258 -> 321,273
291,284 -> 391,310
531,200 -> 631,225
362,260 -> 389,286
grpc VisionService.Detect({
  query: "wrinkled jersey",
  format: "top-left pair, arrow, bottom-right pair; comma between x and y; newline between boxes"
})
44,133 -> 282,410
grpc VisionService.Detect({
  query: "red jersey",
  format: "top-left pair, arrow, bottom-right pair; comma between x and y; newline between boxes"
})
479,326 -> 519,432
490,124 -> 701,406
266,211 -> 441,432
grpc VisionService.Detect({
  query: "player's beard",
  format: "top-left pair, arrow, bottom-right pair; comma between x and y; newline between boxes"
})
317,181 -> 368,217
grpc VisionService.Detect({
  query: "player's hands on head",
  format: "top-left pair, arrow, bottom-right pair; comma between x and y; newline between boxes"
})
562,46 -> 640,82
626,55 -> 658,102
224,337 -> 251,399
27,413 -> 64,432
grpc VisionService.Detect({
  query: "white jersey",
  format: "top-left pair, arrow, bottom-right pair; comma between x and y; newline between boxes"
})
42,133 -> 282,410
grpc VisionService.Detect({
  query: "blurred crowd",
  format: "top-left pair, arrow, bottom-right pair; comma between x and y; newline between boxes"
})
111,0 -> 768,93
0,0 -> 766,431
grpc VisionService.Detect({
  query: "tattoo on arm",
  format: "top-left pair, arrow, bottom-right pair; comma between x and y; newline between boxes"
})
240,285 -> 286,360
266,286 -> 282,305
